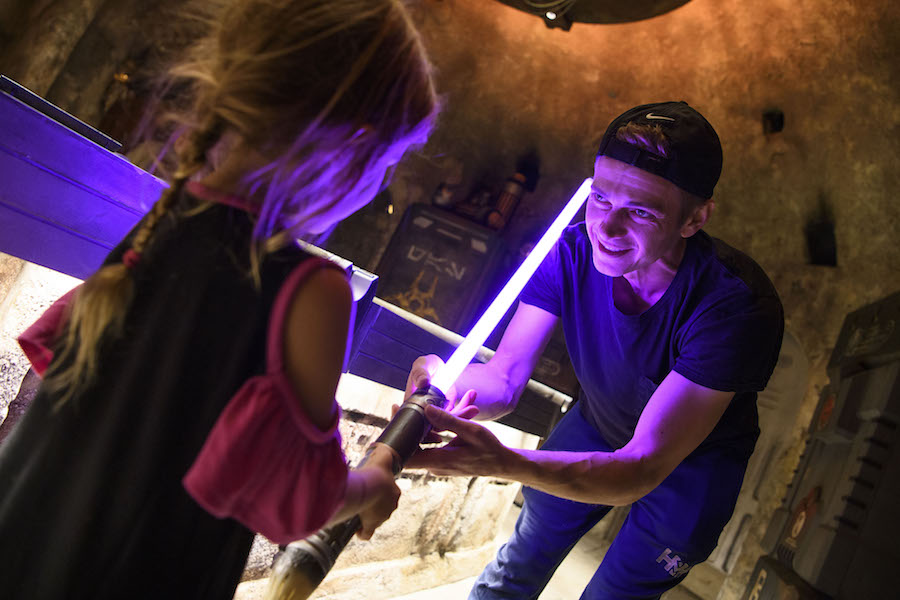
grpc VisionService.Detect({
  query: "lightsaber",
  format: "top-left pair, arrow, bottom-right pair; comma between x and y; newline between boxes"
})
264,178 -> 593,600
431,177 -> 593,394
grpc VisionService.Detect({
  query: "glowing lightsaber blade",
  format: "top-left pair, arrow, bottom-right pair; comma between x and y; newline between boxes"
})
430,177 -> 593,394
267,178 -> 592,600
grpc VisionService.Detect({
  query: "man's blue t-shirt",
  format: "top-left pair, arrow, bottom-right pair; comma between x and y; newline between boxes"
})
520,224 -> 784,460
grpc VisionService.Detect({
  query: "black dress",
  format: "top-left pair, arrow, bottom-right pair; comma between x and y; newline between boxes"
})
0,193 -> 317,599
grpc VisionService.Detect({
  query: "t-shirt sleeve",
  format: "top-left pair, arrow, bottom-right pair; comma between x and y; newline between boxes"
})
519,240 -> 564,316
674,291 -> 784,393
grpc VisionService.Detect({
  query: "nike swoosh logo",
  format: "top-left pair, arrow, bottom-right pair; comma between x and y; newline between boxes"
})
646,113 -> 675,121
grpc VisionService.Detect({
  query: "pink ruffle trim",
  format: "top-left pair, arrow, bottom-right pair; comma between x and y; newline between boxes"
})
17,286 -> 79,376
182,257 -> 351,543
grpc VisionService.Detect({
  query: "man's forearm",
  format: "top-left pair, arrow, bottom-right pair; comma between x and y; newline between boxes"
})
431,301 -> 556,422
409,406 -> 662,506
499,447 -> 657,506
454,361 -> 523,421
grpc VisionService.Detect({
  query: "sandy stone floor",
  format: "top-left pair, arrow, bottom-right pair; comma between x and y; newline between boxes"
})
238,505 -> 706,600
378,505 -> 704,600
391,505 -> 710,600
392,503 -> 602,599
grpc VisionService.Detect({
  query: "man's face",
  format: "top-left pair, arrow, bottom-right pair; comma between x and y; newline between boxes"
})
586,156 -> 691,278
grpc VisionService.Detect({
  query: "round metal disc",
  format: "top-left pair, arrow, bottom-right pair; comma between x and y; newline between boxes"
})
495,0 -> 693,25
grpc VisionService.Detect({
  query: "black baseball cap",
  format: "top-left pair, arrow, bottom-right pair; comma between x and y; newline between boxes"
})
595,101 -> 722,199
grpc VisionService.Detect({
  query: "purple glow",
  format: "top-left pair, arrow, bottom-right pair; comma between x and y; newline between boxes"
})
1,86 -> 166,279
430,178 -> 593,394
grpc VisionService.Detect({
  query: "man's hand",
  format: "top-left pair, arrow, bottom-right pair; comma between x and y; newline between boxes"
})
405,355 -> 474,405
403,304 -> 559,422
405,405 -> 519,478
400,355 -> 479,443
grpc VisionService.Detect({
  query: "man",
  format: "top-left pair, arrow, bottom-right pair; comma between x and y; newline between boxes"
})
405,101 -> 784,599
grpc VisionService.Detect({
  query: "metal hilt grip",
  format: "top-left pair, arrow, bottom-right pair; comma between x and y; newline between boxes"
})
278,515 -> 362,590
271,385 -> 448,598
374,384 -> 448,469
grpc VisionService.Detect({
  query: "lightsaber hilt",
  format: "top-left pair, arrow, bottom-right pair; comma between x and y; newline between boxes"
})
266,386 -> 448,598
374,384 -> 448,468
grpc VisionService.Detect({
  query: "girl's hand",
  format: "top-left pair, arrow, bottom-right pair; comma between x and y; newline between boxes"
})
405,406 -> 515,478
354,444 -> 401,540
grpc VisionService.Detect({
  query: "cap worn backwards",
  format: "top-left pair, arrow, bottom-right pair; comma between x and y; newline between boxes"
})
595,101 -> 723,199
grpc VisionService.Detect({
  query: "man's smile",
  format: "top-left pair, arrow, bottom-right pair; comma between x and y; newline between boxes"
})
595,238 -> 631,256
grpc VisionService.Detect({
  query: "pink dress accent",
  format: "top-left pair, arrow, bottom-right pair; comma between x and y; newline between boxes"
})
17,286 -> 79,376
182,257 -> 350,545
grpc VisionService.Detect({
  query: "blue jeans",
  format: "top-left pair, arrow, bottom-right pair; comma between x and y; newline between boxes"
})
471,403 -> 748,599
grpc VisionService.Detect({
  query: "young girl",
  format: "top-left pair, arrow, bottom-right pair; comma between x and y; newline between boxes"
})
0,0 -> 438,597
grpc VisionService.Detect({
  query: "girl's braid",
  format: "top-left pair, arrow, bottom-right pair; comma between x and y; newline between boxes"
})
46,117 -> 223,407
131,117 -> 225,259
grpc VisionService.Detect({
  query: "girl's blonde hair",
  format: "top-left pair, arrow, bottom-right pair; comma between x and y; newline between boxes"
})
46,0 -> 439,404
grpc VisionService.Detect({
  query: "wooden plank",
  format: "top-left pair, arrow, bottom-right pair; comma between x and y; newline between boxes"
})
0,82 -> 166,279
0,204 -> 113,279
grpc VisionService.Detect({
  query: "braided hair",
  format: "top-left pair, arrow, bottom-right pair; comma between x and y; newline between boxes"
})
45,117 -> 224,406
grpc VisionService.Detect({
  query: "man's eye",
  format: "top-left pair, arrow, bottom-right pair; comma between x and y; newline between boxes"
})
632,209 -> 653,219
590,193 -> 609,208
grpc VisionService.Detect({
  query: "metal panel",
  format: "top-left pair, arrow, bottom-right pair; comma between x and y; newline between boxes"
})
828,290 -> 900,377
758,292 -> 900,599
0,78 -> 166,279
